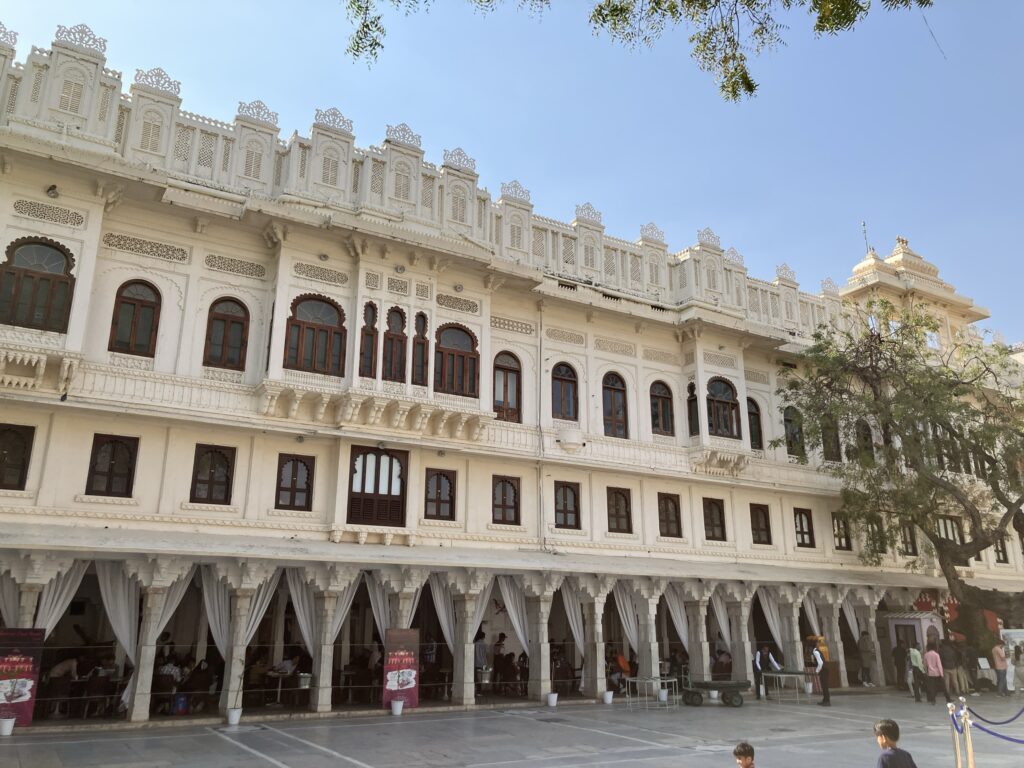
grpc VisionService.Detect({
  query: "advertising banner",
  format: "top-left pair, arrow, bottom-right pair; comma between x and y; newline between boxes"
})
0,628 -> 45,726
382,628 -> 419,710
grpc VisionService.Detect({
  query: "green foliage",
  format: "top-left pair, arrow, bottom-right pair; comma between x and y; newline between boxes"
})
343,0 -> 932,100
777,299 -> 1024,622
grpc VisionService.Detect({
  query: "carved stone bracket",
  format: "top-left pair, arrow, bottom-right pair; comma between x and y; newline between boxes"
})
123,556 -> 194,588
677,579 -> 716,602
719,581 -> 757,604
522,572 -> 563,598
375,566 -> 430,595
688,447 -> 749,476
0,552 -> 77,585
845,585 -> 885,608
773,584 -> 811,605
447,568 -> 493,597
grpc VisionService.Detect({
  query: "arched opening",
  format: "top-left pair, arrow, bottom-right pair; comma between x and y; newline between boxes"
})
0,237 -> 75,332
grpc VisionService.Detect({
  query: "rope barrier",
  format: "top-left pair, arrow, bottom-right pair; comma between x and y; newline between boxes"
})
970,721 -> 1024,745
966,704 -> 1024,726
950,712 -> 964,734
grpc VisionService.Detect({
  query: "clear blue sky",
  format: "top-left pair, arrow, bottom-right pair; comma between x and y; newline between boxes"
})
5,2 -> 1021,339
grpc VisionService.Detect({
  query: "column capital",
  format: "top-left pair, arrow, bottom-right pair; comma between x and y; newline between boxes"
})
374,565 -> 429,595
522,572 -> 563,598
211,559 -> 279,590
575,574 -> 617,601
447,568 -> 493,597
298,564 -> 362,593
773,583 -> 811,605
634,577 -> 669,601
811,584 -> 850,607
3,552 -> 76,585
720,581 -> 757,604
846,585 -> 885,608
677,579 -> 715,602
124,556 -> 194,588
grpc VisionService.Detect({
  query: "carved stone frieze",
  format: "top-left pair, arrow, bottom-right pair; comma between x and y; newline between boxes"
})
205,253 -> 267,279
436,293 -> 479,314
697,227 -> 721,248
13,199 -> 85,227
594,337 -> 635,356
442,147 -> 476,173
545,327 -> 584,346
640,222 -> 664,242
574,202 -> 602,225
102,232 -> 189,263
294,262 -> 348,286
491,316 -> 535,335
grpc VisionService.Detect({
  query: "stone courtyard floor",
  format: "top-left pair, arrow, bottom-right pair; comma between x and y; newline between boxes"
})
1,691 -> 1022,768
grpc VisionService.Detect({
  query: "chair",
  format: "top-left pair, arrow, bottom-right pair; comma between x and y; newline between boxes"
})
82,676 -> 113,719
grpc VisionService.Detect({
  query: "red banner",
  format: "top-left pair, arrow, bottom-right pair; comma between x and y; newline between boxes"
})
382,628 -> 419,710
0,628 -> 45,726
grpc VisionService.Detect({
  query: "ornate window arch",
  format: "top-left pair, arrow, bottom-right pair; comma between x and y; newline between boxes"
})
190,444 -> 235,504
784,406 -> 805,457
284,294 -> 346,377
348,445 -> 408,526
607,487 -> 632,533
411,312 -> 429,386
0,237 -> 75,332
382,306 -> 407,382
747,397 -> 764,450
203,297 -> 249,370
358,302 -> 378,378
493,351 -> 522,423
650,381 -> 674,436
551,362 -> 578,421
109,280 -> 161,357
706,377 -> 740,439
0,424 -> 34,491
687,382 -> 699,437
434,324 -> 479,397
602,372 -> 629,438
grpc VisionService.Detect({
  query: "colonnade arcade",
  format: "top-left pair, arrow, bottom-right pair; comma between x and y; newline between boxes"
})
0,551 -> 916,723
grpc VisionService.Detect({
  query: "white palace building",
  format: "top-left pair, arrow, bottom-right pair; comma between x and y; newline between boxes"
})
0,23 -> 1019,723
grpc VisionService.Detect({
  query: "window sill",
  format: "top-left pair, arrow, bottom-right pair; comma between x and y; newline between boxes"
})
419,517 -> 461,528
74,494 -> 138,506
751,542 -> 776,550
656,535 -> 687,545
487,522 -> 522,532
701,539 -> 732,548
549,524 -> 586,536
108,352 -> 154,371
180,501 -> 238,514
202,367 -> 244,384
268,507 -> 320,519
0,489 -> 34,500
605,531 -> 637,540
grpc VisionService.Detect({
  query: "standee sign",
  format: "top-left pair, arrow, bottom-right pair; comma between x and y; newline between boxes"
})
0,628 -> 45,726
383,628 -> 419,709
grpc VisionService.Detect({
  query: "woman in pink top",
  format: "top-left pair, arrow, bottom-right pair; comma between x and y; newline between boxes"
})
923,642 -> 947,705
992,640 -> 1009,696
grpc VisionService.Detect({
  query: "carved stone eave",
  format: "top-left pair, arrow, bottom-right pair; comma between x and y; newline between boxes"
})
687,447 -> 750,477
335,387 -> 493,441
0,340 -> 82,394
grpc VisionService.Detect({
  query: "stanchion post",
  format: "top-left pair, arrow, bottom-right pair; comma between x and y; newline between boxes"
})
959,697 -> 975,768
947,702 -> 963,768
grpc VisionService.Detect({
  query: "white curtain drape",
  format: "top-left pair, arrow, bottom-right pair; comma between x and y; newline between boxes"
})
365,572 -> 391,638
497,575 -> 530,657
710,591 -> 732,647
757,589 -> 783,649
663,583 -> 690,652
158,566 -> 196,637
428,573 -> 457,654
472,577 -> 494,637
96,561 -> 140,668
285,568 -> 317,657
244,570 -> 281,646
327,575 -> 362,646
560,581 -> 586,659
802,594 -> 821,637
35,560 -> 88,639
612,582 -> 640,652
399,586 -> 423,630
841,595 -> 860,636
0,572 -> 19,628
200,565 -> 231,658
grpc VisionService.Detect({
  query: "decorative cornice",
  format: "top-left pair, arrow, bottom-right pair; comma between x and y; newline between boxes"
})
820,277 -> 839,295
133,67 -> 181,96
54,24 -> 107,55
0,22 -> 17,48
314,107 -> 353,134
574,202 -> 602,225
236,99 -> 278,127
776,263 -> 797,282
640,222 -> 664,242
724,247 -> 744,266
385,122 -> 421,148
499,180 -> 531,203
442,147 -> 476,173
697,227 -> 721,248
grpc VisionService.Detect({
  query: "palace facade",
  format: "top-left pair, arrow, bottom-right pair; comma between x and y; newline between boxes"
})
0,22 -> 1018,723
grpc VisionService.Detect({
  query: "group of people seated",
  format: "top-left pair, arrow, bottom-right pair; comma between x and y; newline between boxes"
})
151,653 -> 217,715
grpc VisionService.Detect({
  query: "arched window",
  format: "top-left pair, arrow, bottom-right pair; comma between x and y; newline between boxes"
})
554,481 -> 580,530
109,280 -> 161,357
451,186 -> 468,224
822,416 -> 842,462
284,295 -> 346,377
794,508 -> 815,548
607,487 -> 632,533
359,302 -> 378,378
493,352 -> 521,423
411,312 -> 429,386
602,372 -> 629,438
243,140 -> 264,179
382,307 -> 406,382
706,378 -> 740,439
658,493 -> 682,538
203,298 -> 249,370
276,454 -> 314,511
747,398 -> 764,450
551,363 -> 578,421
190,445 -> 235,504
139,110 -> 163,153
424,468 -> 455,521
0,424 -> 34,491
393,161 -> 411,200
0,238 -> 75,332
509,216 -> 524,251
784,406 -> 805,458
347,446 -> 408,526
86,435 -> 139,498
58,72 -> 85,114
492,476 -> 519,525
434,325 -> 478,397
687,382 -> 699,437
854,419 -> 875,465
321,148 -> 340,186
650,381 -> 674,436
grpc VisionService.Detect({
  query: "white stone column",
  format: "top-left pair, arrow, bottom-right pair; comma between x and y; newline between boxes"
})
779,598 -> 804,673
271,583 -> 287,664
17,583 -> 41,628
221,588 -> 254,714
854,603 -> 885,685
526,593 -> 553,700
452,592 -> 477,706
311,590 -> 338,712
634,579 -> 667,681
726,596 -> 754,686
581,595 -> 607,698
681,580 -> 713,682
818,600 -> 849,688
127,586 -> 168,722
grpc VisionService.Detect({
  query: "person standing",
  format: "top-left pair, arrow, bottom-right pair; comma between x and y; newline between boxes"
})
923,641 -> 946,705
753,645 -> 781,700
1014,645 -> 1024,697
810,639 -> 830,706
907,642 -> 925,703
992,639 -> 1009,697
873,719 -> 919,768
939,639 -> 960,699
891,640 -> 908,691
858,631 -> 875,687
473,630 -> 488,691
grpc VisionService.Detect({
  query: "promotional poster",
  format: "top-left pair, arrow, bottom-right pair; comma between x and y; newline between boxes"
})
0,628 -> 45,726
382,628 -> 419,709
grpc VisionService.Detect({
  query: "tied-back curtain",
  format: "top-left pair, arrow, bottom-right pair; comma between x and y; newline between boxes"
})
400,586 -> 423,630
428,573 -> 457,654
710,591 -> 732,647
96,561 -> 140,666
200,565 -> 231,659
471,577 -> 494,636
0,572 -> 18,628
35,560 -> 88,639
327,575 -> 362,645
663,583 -> 690,653
758,589 -> 783,649
244,569 -> 281,646
612,582 -> 639,653
802,594 -> 821,637
285,568 -> 317,658
841,595 -> 860,636
560,581 -> 586,659
365,572 -> 391,638
497,575 -> 530,658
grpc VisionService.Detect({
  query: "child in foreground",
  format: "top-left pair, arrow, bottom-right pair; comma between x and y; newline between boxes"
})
874,719 -> 918,768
